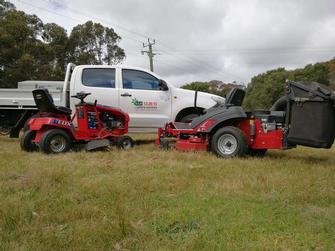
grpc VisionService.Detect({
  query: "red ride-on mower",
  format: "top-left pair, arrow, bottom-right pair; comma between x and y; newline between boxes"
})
21,89 -> 133,153
156,81 -> 335,158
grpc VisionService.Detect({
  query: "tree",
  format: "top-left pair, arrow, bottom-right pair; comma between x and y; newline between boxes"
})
41,23 -> 68,79
182,82 -> 210,92
0,0 -> 15,17
0,1 -> 126,88
0,9 -> 44,87
243,62 -> 332,110
68,21 -> 125,65
181,81 -> 234,97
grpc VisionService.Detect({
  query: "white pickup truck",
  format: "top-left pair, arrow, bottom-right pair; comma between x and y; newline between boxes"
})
0,63 -> 223,134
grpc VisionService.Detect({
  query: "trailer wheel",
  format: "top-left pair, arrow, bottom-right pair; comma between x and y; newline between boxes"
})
39,129 -> 71,154
0,126 -> 11,136
211,126 -> 248,158
116,136 -> 134,150
20,130 -> 38,152
249,149 -> 267,157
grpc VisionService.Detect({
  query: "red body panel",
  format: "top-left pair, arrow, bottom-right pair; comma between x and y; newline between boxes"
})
176,138 -> 208,151
236,119 -> 283,149
156,118 -> 284,151
28,102 -> 129,143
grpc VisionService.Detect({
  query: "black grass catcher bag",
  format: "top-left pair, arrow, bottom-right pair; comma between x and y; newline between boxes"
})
286,81 -> 335,148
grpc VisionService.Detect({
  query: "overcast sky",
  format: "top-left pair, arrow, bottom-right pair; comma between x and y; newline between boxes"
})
11,0 -> 335,86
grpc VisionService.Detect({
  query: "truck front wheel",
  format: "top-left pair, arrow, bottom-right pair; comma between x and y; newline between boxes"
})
211,126 -> 248,158
179,113 -> 199,123
39,129 -> 71,154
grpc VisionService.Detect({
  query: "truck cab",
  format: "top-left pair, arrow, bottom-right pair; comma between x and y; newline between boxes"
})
69,65 -> 222,132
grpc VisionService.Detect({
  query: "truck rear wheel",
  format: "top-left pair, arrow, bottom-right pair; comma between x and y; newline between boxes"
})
20,130 -> 38,152
39,129 -> 71,154
211,126 -> 248,158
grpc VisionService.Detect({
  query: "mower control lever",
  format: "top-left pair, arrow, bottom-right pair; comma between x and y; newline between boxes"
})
71,92 -> 91,104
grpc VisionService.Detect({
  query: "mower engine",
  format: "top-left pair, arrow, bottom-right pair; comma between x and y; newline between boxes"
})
253,111 -> 285,133
100,111 -> 124,130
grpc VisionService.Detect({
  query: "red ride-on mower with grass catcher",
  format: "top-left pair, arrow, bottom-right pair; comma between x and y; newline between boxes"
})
21,89 -> 133,153
156,81 -> 335,158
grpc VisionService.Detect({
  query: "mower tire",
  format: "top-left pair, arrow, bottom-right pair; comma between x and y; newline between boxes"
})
39,129 -> 71,154
248,149 -> 267,157
116,136 -> 134,150
159,138 -> 170,150
20,130 -> 38,152
211,126 -> 248,158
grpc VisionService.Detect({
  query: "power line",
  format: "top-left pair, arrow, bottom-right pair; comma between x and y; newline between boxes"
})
13,0 -> 144,45
37,0 -> 150,40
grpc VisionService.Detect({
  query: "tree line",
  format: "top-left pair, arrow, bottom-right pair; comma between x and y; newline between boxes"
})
182,60 -> 335,110
0,0 -> 125,88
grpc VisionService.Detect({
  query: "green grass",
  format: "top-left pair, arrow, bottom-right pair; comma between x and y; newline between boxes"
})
0,134 -> 335,250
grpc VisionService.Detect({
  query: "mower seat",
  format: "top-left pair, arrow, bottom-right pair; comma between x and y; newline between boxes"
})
32,89 -> 72,115
225,88 -> 245,107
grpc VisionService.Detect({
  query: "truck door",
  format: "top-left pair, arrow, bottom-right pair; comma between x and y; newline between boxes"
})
119,69 -> 171,128
73,67 -> 119,108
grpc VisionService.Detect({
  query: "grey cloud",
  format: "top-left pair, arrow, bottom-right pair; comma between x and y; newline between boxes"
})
12,0 -> 335,86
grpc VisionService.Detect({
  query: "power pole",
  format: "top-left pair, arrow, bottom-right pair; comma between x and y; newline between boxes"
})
141,38 -> 156,72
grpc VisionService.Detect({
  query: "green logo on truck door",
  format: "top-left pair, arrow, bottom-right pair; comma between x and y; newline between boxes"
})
131,98 -> 143,107
131,98 -> 157,109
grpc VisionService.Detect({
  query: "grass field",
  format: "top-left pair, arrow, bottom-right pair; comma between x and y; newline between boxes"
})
0,134 -> 334,250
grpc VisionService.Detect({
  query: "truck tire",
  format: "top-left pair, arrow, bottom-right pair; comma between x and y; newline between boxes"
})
116,136 -> 134,150
180,113 -> 199,123
20,130 -> 38,152
39,129 -> 71,154
211,126 -> 248,158
248,149 -> 267,157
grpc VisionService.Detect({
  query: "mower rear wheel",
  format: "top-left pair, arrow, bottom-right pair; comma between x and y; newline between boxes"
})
116,136 -> 134,150
211,126 -> 248,158
39,129 -> 71,154
20,130 -> 38,152
249,149 -> 267,157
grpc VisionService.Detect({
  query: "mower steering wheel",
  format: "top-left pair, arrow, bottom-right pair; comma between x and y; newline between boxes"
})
71,92 -> 91,103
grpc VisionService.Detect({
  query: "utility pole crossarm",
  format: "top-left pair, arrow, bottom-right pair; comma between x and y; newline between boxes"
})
141,38 -> 156,72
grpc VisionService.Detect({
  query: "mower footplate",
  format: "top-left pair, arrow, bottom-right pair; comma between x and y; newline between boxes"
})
85,139 -> 110,151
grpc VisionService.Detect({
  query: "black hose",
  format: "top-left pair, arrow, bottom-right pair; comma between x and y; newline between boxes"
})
270,96 -> 288,111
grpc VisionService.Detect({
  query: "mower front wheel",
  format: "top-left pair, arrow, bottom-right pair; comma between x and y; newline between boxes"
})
211,126 -> 248,158
116,136 -> 134,150
20,130 -> 38,152
39,129 -> 71,154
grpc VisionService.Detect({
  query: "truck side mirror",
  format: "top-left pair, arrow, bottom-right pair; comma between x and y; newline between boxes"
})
159,79 -> 169,91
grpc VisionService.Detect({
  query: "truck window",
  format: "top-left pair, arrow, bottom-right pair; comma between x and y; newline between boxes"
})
82,68 -> 115,88
122,69 -> 160,90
